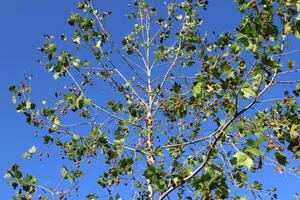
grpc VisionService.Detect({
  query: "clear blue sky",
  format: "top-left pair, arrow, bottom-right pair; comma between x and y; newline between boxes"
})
0,1 -> 299,199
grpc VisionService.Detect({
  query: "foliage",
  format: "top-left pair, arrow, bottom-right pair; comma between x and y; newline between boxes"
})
6,0 -> 300,199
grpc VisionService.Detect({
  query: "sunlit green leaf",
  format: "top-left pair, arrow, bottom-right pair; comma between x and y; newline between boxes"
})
234,151 -> 254,169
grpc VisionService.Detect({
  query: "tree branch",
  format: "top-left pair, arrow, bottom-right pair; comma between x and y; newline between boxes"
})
159,69 -> 278,200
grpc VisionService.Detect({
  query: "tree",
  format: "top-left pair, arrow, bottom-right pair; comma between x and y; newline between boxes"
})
5,0 -> 300,199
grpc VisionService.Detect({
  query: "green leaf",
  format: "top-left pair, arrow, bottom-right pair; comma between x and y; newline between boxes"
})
234,197 -> 247,200
9,85 -> 17,92
95,41 -> 102,49
297,1 -> 300,12
86,194 -> 99,200
67,173 -> 74,184
116,193 -> 122,200
61,166 -> 69,178
72,36 -> 81,44
73,134 -> 81,141
296,83 -> 300,92
22,146 -> 37,159
245,147 -> 263,156
53,116 -> 60,128
295,18 -> 300,39
175,15 -> 183,20
53,73 -> 60,79
234,151 -> 254,169
250,181 -> 262,190
12,96 -> 17,104
231,43 -> 240,54
239,1 -> 251,12
284,22 -> 293,34
28,146 -> 37,154
192,82 -> 203,96
73,170 -> 83,177
22,152 -> 31,160
4,172 -> 12,179
290,124 -> 299,138
72,58 -> 80,67
236,171 -> 248,185
254,134 -> 267,146
118,157 -> 134,174
274,152 -> 288,166
84,98 -> 92,106
241,86 -> 256,99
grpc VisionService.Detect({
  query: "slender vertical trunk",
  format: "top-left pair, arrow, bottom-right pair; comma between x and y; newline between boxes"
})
146,49 -> 155,200
145,12 -> 155,199
146,110 -> 154,199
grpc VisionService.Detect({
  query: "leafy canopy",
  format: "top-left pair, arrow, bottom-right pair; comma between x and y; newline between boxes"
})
6,0 -> 300,199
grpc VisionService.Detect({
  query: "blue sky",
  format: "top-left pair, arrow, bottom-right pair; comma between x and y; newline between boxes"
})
0,0 -> 299,199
